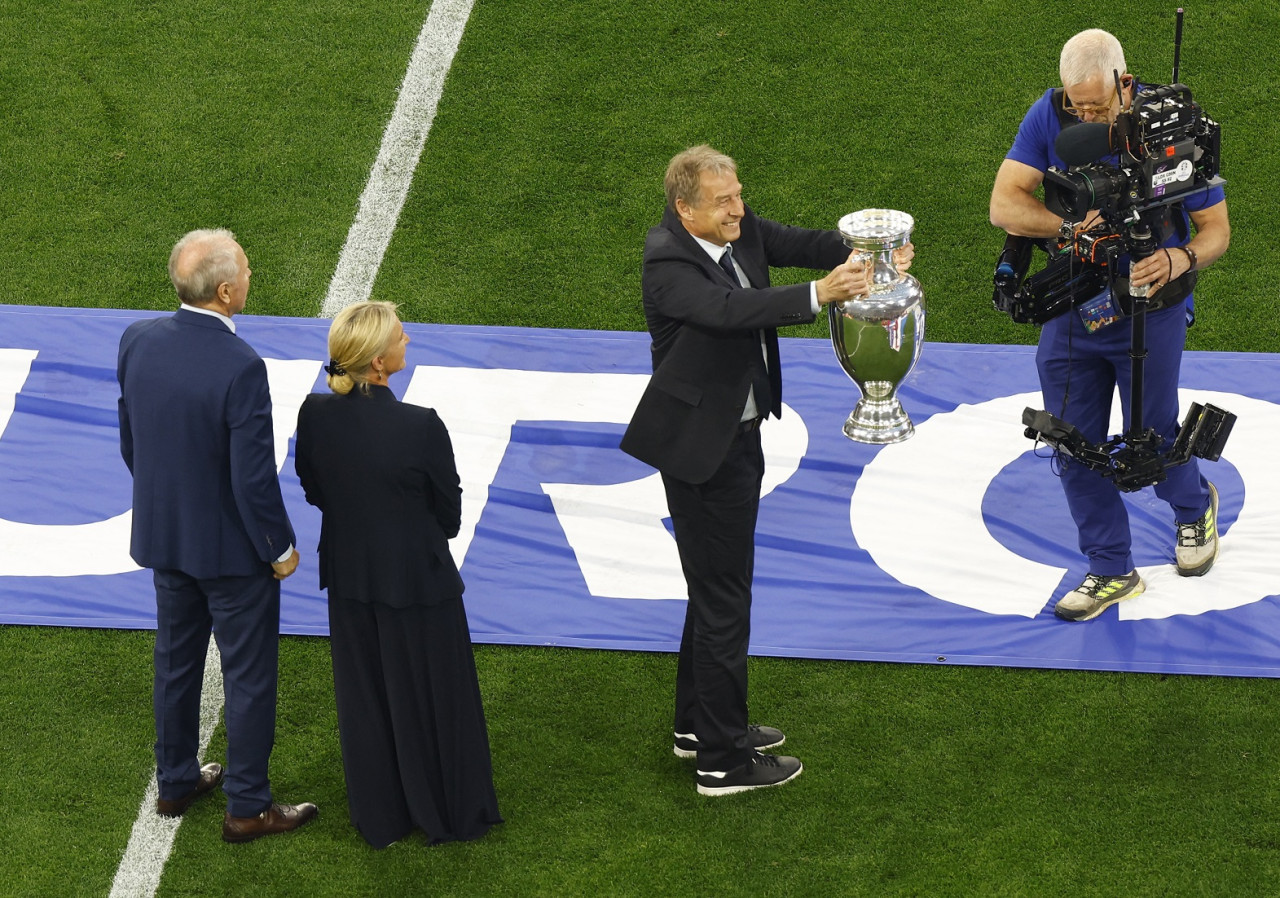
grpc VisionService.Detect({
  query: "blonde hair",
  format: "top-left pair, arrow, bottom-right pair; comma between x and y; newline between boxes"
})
168,228 -> 239,305
325,301 -> 401,395
664,145 -> 737,210
1060,29 -> 1127,89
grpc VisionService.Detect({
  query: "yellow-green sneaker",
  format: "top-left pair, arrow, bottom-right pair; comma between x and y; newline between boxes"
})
1055,570 -> 1145,621
1176,482 -> 1220,577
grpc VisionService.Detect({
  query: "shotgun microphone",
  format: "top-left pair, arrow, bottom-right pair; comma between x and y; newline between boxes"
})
1054,122 -> 1115,166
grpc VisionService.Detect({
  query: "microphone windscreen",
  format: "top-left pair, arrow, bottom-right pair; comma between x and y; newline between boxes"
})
1055,122 -> 1114,166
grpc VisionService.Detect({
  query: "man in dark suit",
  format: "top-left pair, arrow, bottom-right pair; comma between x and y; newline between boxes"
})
621,145 -> 911,795
117,228 -> 317,842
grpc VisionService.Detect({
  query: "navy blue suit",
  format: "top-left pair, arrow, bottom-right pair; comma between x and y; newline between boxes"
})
118,308 -> 295,817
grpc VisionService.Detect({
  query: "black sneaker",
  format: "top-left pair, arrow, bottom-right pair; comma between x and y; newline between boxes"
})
696,752 -> 803,796
673,724 -> 785,759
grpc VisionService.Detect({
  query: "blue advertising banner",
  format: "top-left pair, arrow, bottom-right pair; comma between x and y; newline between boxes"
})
2,304 -> 1278,675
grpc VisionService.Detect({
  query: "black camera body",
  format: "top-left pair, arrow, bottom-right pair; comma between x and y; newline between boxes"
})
1043,83 -> 1221,224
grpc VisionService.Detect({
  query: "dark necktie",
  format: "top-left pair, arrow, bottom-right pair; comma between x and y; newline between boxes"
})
718,245 -> 741,286
718,245 -> 773,416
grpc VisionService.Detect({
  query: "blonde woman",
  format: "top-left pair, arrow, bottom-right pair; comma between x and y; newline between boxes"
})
294,301 -> 500,847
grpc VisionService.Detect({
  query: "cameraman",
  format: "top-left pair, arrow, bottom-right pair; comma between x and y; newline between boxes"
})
989,28 -> 1230,622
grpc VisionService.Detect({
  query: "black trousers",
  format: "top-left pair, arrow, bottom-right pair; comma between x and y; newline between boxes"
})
663,425 -> 764,772
328,594 -> 501,847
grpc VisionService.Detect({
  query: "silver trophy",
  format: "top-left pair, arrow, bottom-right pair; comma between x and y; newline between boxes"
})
828,209 -> 924,444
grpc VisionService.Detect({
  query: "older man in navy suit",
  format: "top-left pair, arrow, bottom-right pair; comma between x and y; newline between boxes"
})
118,228 -> 317,842
621,146 -> 912,795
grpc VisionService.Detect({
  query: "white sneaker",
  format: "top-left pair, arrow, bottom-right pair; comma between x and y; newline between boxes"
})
1176,482 -> 1220,577
1054,570 -> 1144,621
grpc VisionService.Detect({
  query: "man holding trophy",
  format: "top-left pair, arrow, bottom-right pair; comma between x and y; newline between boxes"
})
621,145 -> 912,795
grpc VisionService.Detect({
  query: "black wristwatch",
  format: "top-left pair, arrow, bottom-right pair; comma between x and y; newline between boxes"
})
1058,219 -> 1076,241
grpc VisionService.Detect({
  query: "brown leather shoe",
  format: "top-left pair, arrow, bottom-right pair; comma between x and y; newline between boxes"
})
155,762 -> 224,818
222,801 -> 318,843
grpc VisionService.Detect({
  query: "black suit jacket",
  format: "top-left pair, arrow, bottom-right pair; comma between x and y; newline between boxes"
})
294,386 -> 464,607
620,205 -> 848,483
117,309 -> 295,579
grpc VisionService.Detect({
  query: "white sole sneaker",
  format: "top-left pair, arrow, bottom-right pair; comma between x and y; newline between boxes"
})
674,725 -> 785,759
696,755 -> 802,796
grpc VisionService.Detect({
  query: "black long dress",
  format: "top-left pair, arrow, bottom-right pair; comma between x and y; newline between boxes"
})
295,385 -> 501,847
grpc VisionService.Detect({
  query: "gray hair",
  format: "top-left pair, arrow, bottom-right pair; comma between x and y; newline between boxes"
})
325,301 -> 402,396
1060,29 -> 1127,88
168,228 -> 240,306
664,145 -> 737,210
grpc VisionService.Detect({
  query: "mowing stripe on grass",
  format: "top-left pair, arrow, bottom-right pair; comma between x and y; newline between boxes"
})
109,640 -> 223,898
320,0 -> 477,318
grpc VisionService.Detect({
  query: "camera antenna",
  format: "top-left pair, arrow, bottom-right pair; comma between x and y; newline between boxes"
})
1172,7 -> 1185,83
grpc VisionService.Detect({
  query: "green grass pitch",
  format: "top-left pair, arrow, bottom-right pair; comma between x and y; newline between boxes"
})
2,0 -> 1279,894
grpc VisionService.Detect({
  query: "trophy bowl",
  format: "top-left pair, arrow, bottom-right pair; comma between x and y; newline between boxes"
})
829,209 -> 924,444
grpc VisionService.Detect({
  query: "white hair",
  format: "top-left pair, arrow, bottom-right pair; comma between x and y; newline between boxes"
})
1060,29 -> 1127,88
167,228 -> 239,306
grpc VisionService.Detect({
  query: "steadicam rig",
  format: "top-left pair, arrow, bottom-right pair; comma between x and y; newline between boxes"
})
995,8 -> 1236,492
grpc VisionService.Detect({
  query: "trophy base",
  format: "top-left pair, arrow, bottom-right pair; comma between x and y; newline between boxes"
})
842,398 -> 915,444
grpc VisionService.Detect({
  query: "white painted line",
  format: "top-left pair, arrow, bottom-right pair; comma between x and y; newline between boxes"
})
320,0 -> 478,318
109,639 -> 223,898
